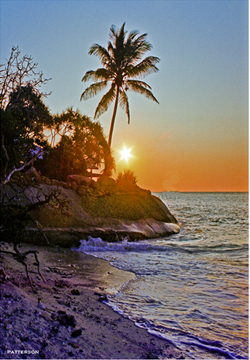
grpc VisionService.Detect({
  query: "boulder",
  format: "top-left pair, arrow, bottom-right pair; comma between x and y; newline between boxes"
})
25,167 -> 42,183
67,175 -> 94,186
0,182 -> 180,247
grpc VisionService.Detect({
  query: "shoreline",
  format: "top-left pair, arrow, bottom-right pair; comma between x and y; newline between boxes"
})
0,242 -> 185,359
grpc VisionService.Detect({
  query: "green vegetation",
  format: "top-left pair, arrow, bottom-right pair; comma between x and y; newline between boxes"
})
81,191 -> 169,221
36,108 -> 114,181
116,170 -> 137,190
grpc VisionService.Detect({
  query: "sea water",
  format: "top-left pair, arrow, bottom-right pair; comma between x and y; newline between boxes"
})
76,192 -> 248,359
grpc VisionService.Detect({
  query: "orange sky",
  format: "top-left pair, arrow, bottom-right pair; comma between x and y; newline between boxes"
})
114,148 -> 248,193
112,117 -> 248,192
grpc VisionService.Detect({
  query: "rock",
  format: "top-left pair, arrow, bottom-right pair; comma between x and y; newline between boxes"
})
97,294 -> 108,302
57,311 -> 76,327
71,289 -> 80,296
97,175 -> 116,187
0,268 -> 8,283
70,342 -> 80,348
0,182 -> 180,247
49,324 -> 59,335
71,329 -> 82,338
57,299 -> 71,308
77,186 -> 87,197
55,279 -> 70,288
67,175 -> 93,186
25,167 -> 42,183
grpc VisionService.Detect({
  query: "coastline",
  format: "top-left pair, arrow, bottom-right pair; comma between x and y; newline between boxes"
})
0,243 -> 185,359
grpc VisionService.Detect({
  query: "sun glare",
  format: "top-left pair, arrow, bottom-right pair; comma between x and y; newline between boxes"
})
119,146 -> 132,162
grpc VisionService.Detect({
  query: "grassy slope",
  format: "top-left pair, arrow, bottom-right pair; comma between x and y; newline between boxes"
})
81,192 -> 176,223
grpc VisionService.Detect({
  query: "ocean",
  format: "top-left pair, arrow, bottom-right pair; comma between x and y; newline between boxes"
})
75,192 -> 248,359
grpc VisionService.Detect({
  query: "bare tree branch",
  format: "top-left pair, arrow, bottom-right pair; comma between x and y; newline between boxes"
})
0,148 -> 43,187
1,134 -> 9,179
0,46 -> 51,110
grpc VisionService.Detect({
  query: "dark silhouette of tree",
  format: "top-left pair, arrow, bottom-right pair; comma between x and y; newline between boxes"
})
1,85 -> 52,184
37,108 -> 115,180
81,23 -> 160,148
116,170 -> 137,190
0,47 -> 52,185
0,46 -> 51,110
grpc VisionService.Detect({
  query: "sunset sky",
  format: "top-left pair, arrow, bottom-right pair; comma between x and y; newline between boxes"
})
1,0 -> 248,192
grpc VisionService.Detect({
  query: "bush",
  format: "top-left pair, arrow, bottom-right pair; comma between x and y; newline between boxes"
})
116,170 -> 137,190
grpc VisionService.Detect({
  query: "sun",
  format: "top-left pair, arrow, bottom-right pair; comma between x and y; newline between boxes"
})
119,146 -> 132,162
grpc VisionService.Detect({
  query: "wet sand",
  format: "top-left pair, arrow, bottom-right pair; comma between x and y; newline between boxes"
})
0,242 -> 185,359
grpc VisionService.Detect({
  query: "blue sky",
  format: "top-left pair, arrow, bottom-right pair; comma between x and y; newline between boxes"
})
1,0 -> 248,191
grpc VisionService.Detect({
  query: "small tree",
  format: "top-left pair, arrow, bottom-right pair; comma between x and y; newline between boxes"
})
37,108 -> 115,181
116,170 -> 137,190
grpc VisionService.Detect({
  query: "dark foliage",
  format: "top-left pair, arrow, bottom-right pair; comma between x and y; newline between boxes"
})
116,170 -> 137,190
36,108 -> 115,181
0,88 -> 52,182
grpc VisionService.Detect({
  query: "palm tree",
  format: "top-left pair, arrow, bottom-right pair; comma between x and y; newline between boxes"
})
80,23 -> 160,148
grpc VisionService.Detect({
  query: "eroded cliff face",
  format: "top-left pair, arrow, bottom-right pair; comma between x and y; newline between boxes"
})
0,180 -> 180,247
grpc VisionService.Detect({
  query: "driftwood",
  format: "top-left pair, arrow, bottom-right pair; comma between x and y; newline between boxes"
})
0,245 -> 45,293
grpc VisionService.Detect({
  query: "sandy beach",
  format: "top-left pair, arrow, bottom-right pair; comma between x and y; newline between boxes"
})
0,242 -> 185,359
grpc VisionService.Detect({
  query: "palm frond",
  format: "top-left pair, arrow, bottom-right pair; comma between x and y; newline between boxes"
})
82,68 -> 113,82
89,44 -> 112,67
94,85 -> 116,118
109,25 -> 116,39
80,81 -> 108,101
127,30 -> 139,42
126,79 -> 152,90
107,41 -> 116,63
125,34 -> 152,62
110,23 -> 127,43
126,80 -> 159,103
132,34 -> 152,54
126,56 -> 160,78
119,89 -> 130,124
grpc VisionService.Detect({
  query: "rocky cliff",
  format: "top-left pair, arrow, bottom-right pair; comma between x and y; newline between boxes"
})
0,178 -> 180,247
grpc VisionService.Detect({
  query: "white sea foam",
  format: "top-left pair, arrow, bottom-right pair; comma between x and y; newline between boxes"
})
76,236 -> 160,253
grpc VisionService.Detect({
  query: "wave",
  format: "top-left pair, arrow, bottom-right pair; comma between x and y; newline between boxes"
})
147,329 -> 239,359
105,300 -> 242,359
75,236 -> 248,256
75,236 -> 160,253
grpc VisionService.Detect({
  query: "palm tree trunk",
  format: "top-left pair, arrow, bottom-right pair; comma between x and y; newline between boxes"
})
108,85 -> 119,148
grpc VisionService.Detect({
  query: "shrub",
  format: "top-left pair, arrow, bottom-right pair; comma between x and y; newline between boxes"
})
116,170 -> 137,190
